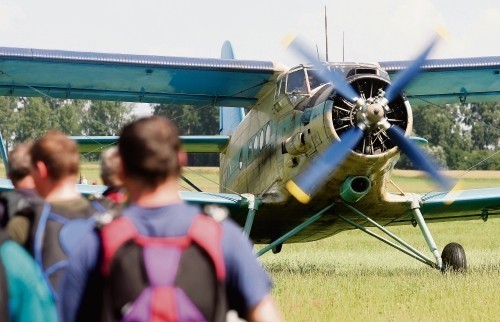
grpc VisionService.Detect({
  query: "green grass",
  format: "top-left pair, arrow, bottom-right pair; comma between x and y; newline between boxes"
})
175,168 -> 500,321
3,164 -> 498,320
260,218 -> 500,321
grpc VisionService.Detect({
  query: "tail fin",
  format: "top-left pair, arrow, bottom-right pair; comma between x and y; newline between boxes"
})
219,41 -> 245,135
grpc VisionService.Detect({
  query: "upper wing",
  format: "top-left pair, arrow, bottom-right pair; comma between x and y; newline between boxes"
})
0,46 -> 284,107
380,57 -> 500,106
71,135 -> 230,153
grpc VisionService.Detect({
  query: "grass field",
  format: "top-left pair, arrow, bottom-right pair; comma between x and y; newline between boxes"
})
178,168 -> 500,321
2,164 -> 498,321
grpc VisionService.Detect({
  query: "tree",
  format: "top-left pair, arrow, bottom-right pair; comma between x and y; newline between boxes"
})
399,103 -> 499,170
51,100 -> 85,135
459,102 -> 499,150
82,101 -> 132,136
0,96 -> 20,151
153,104 -> 219,166
16,97 -> 52,142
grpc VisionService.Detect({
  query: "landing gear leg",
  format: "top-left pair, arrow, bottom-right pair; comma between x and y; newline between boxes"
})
410,195 -> 442,270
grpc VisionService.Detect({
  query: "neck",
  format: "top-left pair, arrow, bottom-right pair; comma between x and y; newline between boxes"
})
12,176 -> 36,190
40,177 -> 81,202
126,177 -> 181,207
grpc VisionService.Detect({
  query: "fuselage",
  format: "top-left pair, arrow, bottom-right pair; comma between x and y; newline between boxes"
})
219,63 -> 415,243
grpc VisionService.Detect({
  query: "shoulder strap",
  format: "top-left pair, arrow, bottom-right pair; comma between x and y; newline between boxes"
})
188,214 -> 226,280
0,231 -> 10,322
100,216 -> 138,276
33,203 -> 52,271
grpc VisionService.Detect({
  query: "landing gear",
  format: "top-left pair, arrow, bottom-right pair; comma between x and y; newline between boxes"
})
441,242 -> 467,272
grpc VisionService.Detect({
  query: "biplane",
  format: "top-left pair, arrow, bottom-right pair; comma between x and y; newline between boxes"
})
0,35 -> 498,271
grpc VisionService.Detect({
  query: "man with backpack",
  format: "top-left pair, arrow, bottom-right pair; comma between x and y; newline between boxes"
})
6,131 -> 108,300
0,142 -> 41,227
59,116 -> 282,322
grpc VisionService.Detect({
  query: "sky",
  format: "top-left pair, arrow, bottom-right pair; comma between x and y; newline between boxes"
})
1,0 -> 499,67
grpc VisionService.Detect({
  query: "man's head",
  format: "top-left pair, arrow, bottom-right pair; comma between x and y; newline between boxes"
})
118,116 -> 183,188
100,146 -> 123,187
30,130 -> 79,189
7,142 -> 34,189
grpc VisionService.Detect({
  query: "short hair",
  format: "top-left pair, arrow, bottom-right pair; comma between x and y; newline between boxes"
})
100,146 -> 121,187
7,142 -> 33,183
30,131 -> 79,181
118,116 -> 181,187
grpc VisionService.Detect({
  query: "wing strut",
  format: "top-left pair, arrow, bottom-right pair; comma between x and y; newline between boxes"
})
256,203 -> 335,257
0,131 -> 8,170
241,194 -> 260,237
339,200 -> 443,269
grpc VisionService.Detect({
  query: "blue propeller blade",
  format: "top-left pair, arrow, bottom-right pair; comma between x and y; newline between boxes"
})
286,126 -> 364,203
386,125 -> 453,190
385,37 -> 438,102
287,36 -> 360,103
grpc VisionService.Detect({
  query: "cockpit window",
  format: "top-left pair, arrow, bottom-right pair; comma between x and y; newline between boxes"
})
306,69 -> 322,91
286,69 -> 307,94
285,68 -> 325,95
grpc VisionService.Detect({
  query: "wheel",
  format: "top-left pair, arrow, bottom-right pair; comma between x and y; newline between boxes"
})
441,242 -> 467,272
272,243 -> 282,254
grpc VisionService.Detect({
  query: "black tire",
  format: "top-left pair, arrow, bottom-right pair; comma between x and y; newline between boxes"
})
441,242 -> 467,272
272,243 -> 283,254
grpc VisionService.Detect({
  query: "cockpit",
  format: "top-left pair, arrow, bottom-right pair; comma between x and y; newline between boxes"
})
275,66 -> 324,99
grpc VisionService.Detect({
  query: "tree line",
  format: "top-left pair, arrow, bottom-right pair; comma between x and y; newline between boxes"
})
398,102 -> 499,170
0,97 -> 497,169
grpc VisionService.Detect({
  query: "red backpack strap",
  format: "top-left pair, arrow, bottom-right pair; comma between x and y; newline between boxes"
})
188,214 -> 226,280
100,216 -> 137,276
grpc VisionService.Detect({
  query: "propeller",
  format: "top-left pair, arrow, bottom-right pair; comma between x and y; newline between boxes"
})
285,34 -> 453,204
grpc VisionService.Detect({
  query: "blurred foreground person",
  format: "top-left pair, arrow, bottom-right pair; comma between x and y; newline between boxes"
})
0,228 -> 56,322
60,116 -> 283,322
100,146 -> 127,204
7,131 -> 108,300
0,142 -> 41,227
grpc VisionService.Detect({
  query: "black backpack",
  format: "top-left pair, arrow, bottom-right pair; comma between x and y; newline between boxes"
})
99,214 -> 228,322
32,198 -> 110,300
0,190 -> 41,227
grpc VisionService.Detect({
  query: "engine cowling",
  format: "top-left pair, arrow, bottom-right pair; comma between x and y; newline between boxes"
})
331,74 -> 411,155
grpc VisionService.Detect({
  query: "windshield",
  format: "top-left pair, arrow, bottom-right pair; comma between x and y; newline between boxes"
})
285,68 -> 324,95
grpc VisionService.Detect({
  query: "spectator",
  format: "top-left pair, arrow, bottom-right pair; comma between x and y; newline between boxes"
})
78,174 -> 88,185
99,146 -> 127,204
0,142 -> 41,227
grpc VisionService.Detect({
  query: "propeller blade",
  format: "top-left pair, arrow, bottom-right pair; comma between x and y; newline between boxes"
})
386,125 -> 454,190
286,36 -> 361,103
286,126 -> 364,203
384,36 -> 439,102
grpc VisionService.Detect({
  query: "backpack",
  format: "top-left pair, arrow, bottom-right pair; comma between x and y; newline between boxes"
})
33,198 -> 109,300
0,230 -> 10,322
99,214 -> 228,322
0,190 -> 41,228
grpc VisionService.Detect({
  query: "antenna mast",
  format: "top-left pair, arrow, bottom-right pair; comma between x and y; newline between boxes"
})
343,31 -> 345,62
324,6 -> 329,62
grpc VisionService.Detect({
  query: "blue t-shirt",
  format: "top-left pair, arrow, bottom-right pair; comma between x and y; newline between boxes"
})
1,240 -> 57,322
58,202 -> 271,321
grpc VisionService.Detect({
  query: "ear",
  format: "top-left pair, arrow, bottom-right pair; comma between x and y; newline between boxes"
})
178,149 -> 187,167
35,161 -> 49,178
